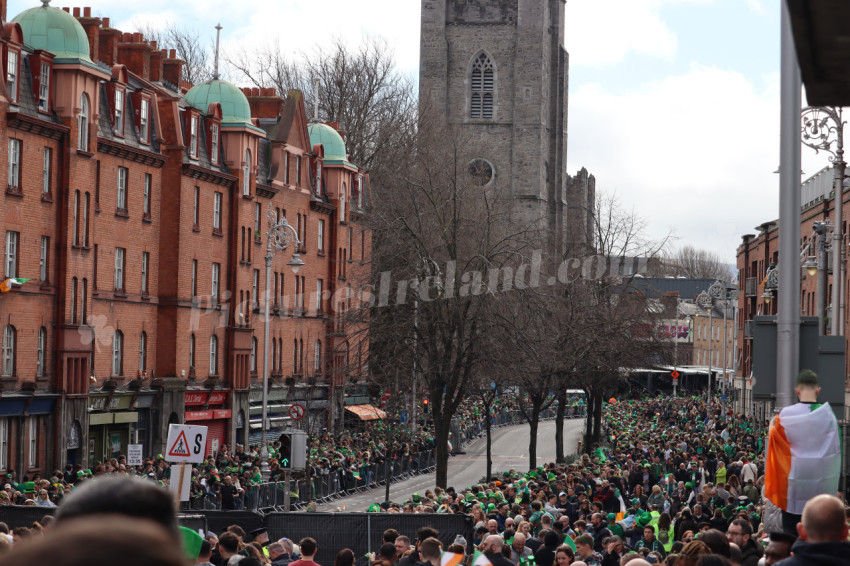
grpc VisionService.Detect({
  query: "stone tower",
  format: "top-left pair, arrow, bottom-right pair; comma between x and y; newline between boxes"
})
420,0 -> 571,249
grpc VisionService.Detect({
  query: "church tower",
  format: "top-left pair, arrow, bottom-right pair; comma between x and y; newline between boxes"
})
420,0 -> 571,248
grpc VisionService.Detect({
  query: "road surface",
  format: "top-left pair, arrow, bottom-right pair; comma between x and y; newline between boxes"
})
316,417 -> 585,511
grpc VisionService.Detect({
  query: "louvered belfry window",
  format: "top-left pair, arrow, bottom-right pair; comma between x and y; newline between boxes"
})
470,53 -> 494,120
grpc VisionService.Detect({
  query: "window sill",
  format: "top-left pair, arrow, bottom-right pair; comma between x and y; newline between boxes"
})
115,208 -> 129,219
76,149 -> 94,158
113,291 -> 127,298
212,228 -> 223,237
192,225 -> 200,233
6,185 -> 23,197
254,237 -> 262,245
41,193 -> 53,203
141,293 -> 151,301
242,194 -> 255,201
142,214 -> 152,224
317,250 -> 325,257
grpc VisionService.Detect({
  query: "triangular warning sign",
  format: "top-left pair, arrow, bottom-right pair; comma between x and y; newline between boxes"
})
168,430 -> 191,458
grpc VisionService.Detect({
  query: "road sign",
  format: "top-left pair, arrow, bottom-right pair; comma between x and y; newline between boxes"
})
165,424 -> 207,463
288,403 -> 306,421
127,444 -> 143,466
670,370 -> 680,379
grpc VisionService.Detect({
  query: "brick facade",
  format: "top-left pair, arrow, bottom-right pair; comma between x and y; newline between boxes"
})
0,5 -> 370,476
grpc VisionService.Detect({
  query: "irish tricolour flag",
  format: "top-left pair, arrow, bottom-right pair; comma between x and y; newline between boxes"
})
441,552 -> 465,566
764,402 -> 841,515
0,278 -> 30,293
471,551 -> 492,566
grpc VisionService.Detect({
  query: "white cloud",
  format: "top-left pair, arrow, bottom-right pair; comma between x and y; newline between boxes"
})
567,65 -> 787,260
565,0 -> 679,66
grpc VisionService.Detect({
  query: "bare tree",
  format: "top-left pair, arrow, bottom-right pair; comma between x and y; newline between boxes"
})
367,101 -> 538,488
132,21 -> 215,85
663,245 -> 736,281
226,37 -> 416,173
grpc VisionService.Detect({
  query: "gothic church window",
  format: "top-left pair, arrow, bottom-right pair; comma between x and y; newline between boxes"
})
470,52 -> 495,120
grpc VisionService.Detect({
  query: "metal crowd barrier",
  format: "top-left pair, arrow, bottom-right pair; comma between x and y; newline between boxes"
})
178,405 -> 585,512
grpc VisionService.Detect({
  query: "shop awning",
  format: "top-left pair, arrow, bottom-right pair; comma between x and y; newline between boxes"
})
345,404 -> 386,421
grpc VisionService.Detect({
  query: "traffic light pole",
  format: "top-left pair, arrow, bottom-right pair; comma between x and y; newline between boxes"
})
284,469 -> 291,511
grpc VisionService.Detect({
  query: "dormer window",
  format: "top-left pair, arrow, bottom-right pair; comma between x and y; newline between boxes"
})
78,94 -> 89,151
242,148 -> 251,196
210,124 -> 219,165
6,51 -> 18,104
139,97 -> 150,144
114,89 -> 124,135
38,62 -> 50,111
315,160 -> 322,196
189,115 -> 199,158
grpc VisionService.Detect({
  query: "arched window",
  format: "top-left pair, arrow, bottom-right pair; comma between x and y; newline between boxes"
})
189,333 -> 195,374
470,53 -> 495,120
139,331 -> 147,373
209,335 -> 218,375
78,94 -> 89,151
37,327 -> 46,377
250,337 -> 257,373
1,326 -> 15,377
111,330 -> 123,376
242,148 -> 251,196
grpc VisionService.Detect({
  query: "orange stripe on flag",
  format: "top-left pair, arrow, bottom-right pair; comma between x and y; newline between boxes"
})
616,511 -> 625,522
764,414 -> 792,511
441,552 -> 465,566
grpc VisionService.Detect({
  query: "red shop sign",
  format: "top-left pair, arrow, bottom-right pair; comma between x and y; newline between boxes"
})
208,391 -> 229,405
213,409 -> 232,420
185,391 -> 209,406
185,410 -> 213,421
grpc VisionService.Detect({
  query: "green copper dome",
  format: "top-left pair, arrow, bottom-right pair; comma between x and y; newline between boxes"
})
184,79 -> 255,129
13,2 -> 92,63
308,123 -> 353,167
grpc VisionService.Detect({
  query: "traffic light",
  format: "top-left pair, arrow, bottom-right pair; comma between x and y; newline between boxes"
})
422,398 -> 429,413
278,433 -> 292,469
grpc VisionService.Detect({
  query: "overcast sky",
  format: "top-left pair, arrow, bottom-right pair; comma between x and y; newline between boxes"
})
10,0 -> 833,263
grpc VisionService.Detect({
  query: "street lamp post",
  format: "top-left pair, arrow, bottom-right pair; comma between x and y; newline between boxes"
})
801,106 -> 846,336
698,281 -> 727,407
260,210 -> 304,482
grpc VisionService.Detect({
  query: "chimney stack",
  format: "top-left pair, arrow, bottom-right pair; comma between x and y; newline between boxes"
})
163,50 -> 185,88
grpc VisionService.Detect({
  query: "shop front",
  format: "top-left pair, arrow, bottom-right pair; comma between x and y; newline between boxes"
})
184,390 -> 230,458
88,394 -> 137,464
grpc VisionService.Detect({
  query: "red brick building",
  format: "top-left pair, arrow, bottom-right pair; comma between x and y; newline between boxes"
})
735,166 -> 847,415
0,1 -> 370,475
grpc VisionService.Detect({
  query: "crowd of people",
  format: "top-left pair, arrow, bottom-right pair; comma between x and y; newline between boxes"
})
360,393 -> 849,566
0,396 -> 542,510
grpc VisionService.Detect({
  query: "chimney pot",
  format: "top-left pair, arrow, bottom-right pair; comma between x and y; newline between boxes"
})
150,41 -> 157,50
169,49 -> 176,58
62,7 -> 70,13
84,7 -> 91,17
102,17 -> 110,27
73,7 -> 80,16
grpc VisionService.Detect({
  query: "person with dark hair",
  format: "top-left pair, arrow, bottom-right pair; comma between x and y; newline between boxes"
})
695,529 -> 729,558
334,548 -> 356,566
217,532 -> 241,565
54,476 -> 179,540
398,527 -> 439,566
383,529 -> 399,544
534,530 -> 560,566
694,556 -> 731,566
197,540 -> 215,566
725,519 -> 761,566
0,515 -> 186,566
763,532 -> 795,566
372,542 -> 397,566
288,538 -> 319,566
